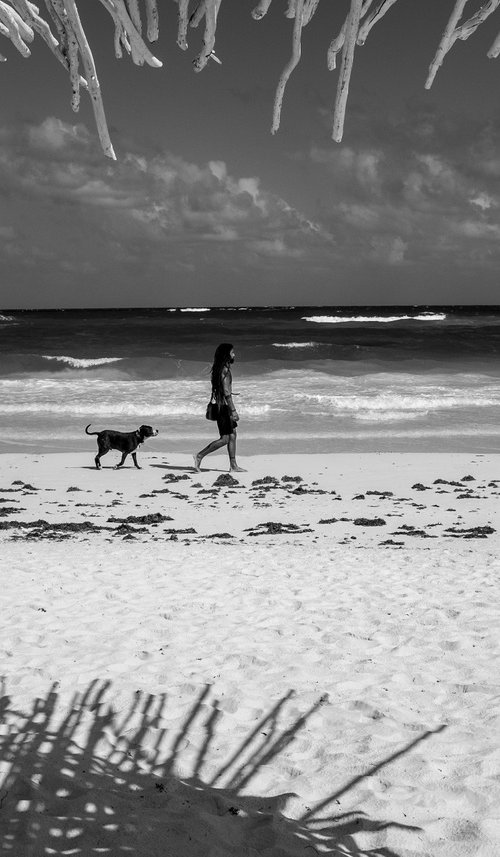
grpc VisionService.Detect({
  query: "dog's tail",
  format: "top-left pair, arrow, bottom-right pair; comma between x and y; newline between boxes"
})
85,424 -> 99,436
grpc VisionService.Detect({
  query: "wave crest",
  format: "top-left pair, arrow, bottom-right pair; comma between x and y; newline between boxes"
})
302,313 -> 447,324
273,342 -> 319,349
0,401 -> 271,417
42,355 -> 124,369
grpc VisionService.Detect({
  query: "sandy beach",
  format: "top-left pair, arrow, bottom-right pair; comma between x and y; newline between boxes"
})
4,3 -> 500,854
1,449 -> 499,856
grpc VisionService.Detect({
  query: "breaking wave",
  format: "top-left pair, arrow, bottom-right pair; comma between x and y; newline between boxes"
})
303,313 -> 447,324
273,342 -> 319,349
0,400 -> 271,418
42,355 -> 124,369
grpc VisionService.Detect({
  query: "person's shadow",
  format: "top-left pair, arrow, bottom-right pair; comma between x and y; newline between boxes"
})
150,463 -> 229,473
0,679 -> 444,855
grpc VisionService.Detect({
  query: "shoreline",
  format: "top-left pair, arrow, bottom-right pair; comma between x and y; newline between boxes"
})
3,435 -> 500,456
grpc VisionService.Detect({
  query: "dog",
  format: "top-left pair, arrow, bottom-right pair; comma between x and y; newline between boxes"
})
85,424 -> 158,469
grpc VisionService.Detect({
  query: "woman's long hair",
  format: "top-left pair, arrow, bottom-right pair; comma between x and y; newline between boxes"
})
211,343 -> 233,402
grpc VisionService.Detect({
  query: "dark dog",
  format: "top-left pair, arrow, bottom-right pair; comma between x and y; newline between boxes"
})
85,424 -> 158,469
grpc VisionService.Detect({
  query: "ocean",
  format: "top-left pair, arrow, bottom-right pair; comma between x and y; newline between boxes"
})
1,306 -> 500,455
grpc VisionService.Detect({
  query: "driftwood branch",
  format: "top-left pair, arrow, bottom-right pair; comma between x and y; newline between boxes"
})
272,0 -> 305,135
1,0 -> 500,157
332,0 -> 364,142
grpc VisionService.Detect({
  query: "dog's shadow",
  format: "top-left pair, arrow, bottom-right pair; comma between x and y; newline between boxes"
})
71,465 -> 138,471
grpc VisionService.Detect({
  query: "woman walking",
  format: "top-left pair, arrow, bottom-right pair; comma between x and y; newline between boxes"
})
194,343 -> 246,472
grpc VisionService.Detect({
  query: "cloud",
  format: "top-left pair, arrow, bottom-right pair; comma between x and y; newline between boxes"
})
306,102 -> 500,277
28,118 -> 90,152
4,104 -> 500,306
470,192 -> 495,211
0,117 -> 334,305
370,235 -> 407,265
454,220 -> 500,240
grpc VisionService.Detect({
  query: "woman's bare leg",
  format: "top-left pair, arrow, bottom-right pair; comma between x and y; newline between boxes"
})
193,435 -> 229,471
228,430 -> 246,472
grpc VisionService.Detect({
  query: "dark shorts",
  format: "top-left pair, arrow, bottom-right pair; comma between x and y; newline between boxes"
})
217,405 -> 237,437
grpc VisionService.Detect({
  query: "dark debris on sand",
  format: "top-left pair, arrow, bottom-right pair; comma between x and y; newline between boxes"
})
245,521 -> 314,536
0,506 -> 23,517
289,484 -> 328,495
164,527 -> 197,535
213,474 -> 240,488
392,525 -> 436,539
143,488 -> 190,500
251,476 -> 279,487
2,519 -> 109,540
107,513 -> 173,525
10,480 -> 39,491
202,532 -> 235,539
2,468 -> 498,545
113,523 -> 149,535
444,525 -> 495,538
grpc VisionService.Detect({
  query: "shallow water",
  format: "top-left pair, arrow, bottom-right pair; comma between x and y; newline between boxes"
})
1,305 -> 500,454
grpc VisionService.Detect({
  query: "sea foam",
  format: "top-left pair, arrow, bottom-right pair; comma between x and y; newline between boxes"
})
303,313 -> 447,323
273,342 -> 319,349
42,355 -> 123,368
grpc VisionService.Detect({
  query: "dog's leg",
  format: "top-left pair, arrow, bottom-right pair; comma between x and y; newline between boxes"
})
116,452 -> 128,469
132,452 -> 141,469
95,447 -> 109,469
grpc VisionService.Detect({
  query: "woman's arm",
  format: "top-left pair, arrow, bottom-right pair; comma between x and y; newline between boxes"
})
222,368 -> 239,421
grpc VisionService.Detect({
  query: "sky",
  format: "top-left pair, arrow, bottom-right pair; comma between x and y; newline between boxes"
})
2,0 -> 500,308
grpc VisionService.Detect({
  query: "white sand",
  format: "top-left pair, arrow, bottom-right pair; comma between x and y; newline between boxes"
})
1,451 -> 499,856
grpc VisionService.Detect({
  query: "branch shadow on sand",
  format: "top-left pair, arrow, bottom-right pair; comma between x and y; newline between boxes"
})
0,680 -> 444,856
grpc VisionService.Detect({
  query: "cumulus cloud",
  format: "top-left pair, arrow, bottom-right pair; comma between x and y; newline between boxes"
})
3,105 -> 500,306
306,102 -> 500,278
470,192 -> 495,211
28,118 -> 90,152
0,117 -> 333,305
